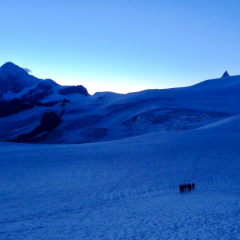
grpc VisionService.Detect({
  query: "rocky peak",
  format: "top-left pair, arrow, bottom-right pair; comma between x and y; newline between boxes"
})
221,71 -> 230,78
0,62 -> 28,78
0,62 -> 42,96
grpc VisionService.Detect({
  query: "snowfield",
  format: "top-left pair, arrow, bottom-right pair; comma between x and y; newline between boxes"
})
1,67 -> 240,239
1,117 -> 240,239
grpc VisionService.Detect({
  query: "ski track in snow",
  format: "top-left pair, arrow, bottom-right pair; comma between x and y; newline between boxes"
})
1,127 -> 240,240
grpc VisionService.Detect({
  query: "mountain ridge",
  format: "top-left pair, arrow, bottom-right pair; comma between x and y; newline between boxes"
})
0,62 -> 239,144
0,62 -> 42,97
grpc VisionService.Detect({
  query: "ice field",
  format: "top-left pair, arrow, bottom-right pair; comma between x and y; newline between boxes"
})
1,117 -> 240,239
1,68 -> 240,239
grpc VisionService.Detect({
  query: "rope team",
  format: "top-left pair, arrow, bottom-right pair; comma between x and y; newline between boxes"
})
179,183 -> 195,193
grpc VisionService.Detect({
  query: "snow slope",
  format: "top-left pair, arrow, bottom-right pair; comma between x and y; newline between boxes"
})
1,63 -> 240,144
1,68 -> 240,239
1,116 -> 240,239
0,77 -> 238,143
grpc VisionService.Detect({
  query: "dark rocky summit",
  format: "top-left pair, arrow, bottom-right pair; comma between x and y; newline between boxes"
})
59,85 -> 90,96
221,71 -> 230,78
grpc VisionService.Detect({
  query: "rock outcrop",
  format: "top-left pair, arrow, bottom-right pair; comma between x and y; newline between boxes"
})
0,98 -> 34,117
8,112 -> 62,143
59,85 -> 89,96
221,71 -> 230,78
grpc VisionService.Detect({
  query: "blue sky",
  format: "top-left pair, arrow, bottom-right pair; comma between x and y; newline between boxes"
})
1,0 -> 240,94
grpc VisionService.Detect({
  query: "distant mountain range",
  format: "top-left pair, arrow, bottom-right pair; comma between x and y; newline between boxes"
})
0,62 -> 239,144
0,62 -> 89,99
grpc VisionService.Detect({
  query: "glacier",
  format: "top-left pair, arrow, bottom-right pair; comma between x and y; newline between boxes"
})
1,63 -> 240,239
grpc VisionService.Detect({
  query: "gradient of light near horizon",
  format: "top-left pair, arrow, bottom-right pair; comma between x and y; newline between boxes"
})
1,0 -> 240,95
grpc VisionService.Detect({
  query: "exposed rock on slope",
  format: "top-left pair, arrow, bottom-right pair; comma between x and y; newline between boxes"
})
21,79 -> 59,102
8,112 -> 62,143
59,85 -> 90,96
0,98 -> 34,117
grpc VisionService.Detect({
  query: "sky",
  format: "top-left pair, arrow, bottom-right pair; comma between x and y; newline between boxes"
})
1,0 -> 240,94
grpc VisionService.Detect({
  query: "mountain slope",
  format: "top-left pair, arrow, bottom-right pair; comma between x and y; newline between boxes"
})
0,62 -> 240,144
0,62 -> 41,97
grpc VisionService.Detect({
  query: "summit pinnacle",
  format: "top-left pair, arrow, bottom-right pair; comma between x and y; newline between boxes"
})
221,71 -> 230,78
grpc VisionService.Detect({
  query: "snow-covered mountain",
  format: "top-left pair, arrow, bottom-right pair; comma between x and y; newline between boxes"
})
0,62 -> 41,98
0,62 -> 89,101
0,62 -> 240,144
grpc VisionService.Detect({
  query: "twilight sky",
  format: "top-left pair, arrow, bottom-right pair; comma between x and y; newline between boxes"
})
1,0 -> 240,94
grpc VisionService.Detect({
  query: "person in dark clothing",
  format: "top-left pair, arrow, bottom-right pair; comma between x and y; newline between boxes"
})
184,183 -> 187,192
187,183 -> 192,191
192,183 -> 195,190
179,184 -> 183,193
